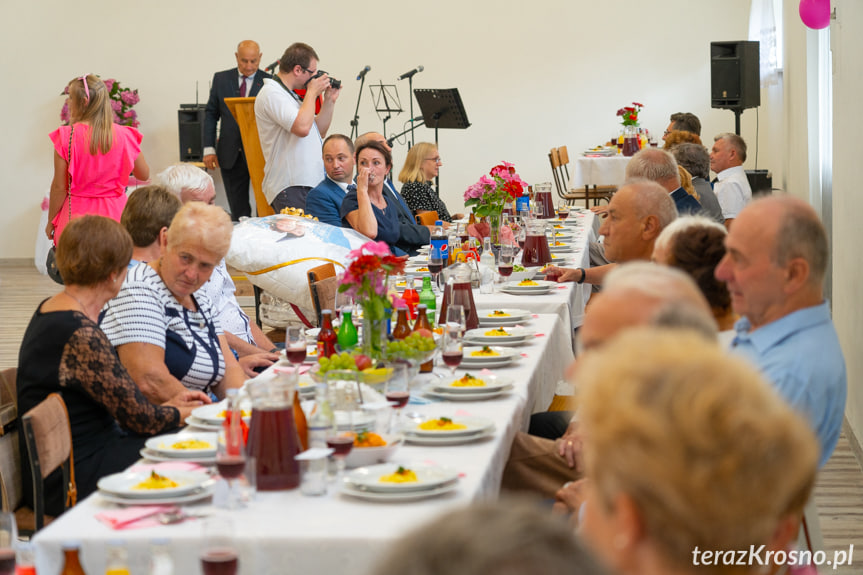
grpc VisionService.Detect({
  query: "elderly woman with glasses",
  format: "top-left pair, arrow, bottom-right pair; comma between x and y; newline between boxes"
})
397,142 -> 463,223
101,202 -> 247,403
47,74 -> 149,245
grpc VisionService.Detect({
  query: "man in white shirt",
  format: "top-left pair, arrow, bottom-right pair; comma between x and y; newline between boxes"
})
255,42 -> 340,212
710,132 -> 752,229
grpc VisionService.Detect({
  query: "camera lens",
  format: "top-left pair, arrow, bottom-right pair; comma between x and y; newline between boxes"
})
329,78 -> 341,90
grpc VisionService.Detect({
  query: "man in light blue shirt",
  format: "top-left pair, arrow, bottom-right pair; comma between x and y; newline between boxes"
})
716,196 -> 846,467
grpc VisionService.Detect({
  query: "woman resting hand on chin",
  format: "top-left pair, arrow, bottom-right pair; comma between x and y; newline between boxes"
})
101,202 -> 247,403
17,216 -> 209,514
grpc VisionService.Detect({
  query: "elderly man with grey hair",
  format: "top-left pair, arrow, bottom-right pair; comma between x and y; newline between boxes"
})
546,179 -> 678,287
626,148 -> 702,216
156,163 -> 279,372
710,132 -> 752,228
502,261 -> 717,496
671,143 -> 724,223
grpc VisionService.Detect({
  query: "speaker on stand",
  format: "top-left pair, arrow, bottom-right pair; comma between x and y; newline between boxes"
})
177,104 -> 207,162
710,41 -> 760,135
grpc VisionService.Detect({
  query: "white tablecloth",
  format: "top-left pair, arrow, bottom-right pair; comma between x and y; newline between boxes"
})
571,155 -> 629,189
33,313 -> 573,575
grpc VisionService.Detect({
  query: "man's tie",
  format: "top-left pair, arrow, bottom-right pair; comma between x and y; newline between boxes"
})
239,76 -> 248,97
347,184 -> 357,193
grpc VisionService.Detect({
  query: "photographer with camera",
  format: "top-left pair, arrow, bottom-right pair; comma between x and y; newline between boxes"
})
255,42 -> 341,212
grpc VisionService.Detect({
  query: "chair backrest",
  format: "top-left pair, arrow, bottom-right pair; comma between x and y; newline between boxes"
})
0,367 -> 15,409
225,97 -> 275,217
549,147 -> 563,196
415,211 -> 439,226
309,276 -> 339,326
22,393 -> 73,530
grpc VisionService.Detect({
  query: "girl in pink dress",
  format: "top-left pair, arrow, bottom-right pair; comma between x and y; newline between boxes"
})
46,74 -> 149,245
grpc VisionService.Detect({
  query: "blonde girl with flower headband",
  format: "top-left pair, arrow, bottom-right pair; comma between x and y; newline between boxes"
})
46,74 -> 149,246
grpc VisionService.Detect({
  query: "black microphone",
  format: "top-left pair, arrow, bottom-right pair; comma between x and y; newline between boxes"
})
356,66 -> 371,81
398,65 -> 424,80
264,61 -> 279,73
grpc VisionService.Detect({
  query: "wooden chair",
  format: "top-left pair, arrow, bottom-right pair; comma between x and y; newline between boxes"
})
307,263 -> 338,326
549,146 -> 615,208
415,211 -> 439,226
225,97 -> 275,218
21,393 -> 75,532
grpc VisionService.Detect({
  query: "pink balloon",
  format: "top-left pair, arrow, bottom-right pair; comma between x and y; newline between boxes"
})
799,0 -> 830,30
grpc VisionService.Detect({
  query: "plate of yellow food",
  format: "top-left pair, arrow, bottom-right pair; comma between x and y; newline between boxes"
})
144,433 -> 217,458
344,432 -> 403,468
429,374 -> 514,398
476,308 -> 530,326
97,469 -> 213,499
460,346 -> 520,368
500,279 -> 557,295
191,401 -> 252,426
464,326 -> 534,345
407,415 -> 495,437
345,462 -> 460,493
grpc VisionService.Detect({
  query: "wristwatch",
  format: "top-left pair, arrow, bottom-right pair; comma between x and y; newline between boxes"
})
576,268 -> 586,284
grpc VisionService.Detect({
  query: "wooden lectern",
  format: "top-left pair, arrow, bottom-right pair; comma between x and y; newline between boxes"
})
224,97 -> 275,217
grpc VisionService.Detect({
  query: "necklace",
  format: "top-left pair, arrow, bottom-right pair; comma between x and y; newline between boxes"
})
63,289 -> 89,314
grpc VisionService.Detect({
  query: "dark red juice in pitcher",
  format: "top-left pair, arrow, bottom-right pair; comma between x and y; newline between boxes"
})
522,234 -> 552,267
247,406 -> 300,490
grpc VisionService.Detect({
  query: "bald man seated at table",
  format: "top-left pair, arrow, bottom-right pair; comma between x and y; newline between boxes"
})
501,262 -> 717,498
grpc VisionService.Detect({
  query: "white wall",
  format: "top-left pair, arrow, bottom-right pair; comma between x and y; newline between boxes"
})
0,0 -> 753,259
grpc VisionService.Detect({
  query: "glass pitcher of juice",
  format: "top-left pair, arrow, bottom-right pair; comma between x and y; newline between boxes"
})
533,182 -> 556,219
438,262 -> 479,330
521,218 -> 552,267
246,367 -> 302,490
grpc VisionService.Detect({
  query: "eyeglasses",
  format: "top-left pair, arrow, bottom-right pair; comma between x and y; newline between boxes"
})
424,157 -> 442,163
302,67 -> 318,76
663,129 -> 671,137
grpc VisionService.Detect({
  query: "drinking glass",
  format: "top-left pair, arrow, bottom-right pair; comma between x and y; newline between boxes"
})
384,362 -> 409,433
441,323 -> 464,378
457,222 -> 469,246
557,200 -> 570,221
334,290 -> 355,324
200,517 -> 239,575
324,370 -> 359,482
284,326 -> 306,370
428,254 -> 444,291
0,512 -> 16,575
216,420 -> 247,510
445,304 -> 466,334
498,244 -> 514,279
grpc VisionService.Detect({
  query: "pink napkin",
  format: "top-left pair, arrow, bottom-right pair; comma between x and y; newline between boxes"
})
128,461 -> 206,473
95,505 -> 175,530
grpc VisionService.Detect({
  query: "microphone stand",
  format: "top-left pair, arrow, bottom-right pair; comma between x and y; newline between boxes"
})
350,73 -> 367,140
385,118 -> 426,148
407,75 -> 416,149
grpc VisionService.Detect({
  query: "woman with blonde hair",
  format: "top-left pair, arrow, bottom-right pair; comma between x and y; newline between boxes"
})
398,142 -> 463,222
101,202 -> 247,402
577,329 -> 818,575
46,74 -> 149,245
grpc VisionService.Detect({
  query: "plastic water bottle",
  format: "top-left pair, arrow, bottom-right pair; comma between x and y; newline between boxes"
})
430,220 -> 448,263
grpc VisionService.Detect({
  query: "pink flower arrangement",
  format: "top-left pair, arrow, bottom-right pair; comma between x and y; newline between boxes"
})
60,77 -> 141,128
339,241 -> 406,321
464,161 -> 527,217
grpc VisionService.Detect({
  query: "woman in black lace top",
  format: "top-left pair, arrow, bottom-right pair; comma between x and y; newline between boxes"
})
17,216 -> 210,514
397,142 -> 464,223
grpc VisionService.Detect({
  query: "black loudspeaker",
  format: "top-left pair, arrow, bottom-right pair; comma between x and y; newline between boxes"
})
178,105 -> 207,162
711,41 -> 760,110
746,169 -> 773,197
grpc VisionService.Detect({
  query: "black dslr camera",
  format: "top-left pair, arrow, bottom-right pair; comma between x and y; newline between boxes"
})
307,70 -> 341,90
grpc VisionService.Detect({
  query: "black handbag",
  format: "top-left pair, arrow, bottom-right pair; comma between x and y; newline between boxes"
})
46,127 -> 74,285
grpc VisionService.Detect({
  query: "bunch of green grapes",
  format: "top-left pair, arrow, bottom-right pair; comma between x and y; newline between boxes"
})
386,333 -> 436,360
317,352 -> 358,374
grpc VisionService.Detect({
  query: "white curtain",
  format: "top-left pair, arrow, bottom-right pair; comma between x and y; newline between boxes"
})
749,0 -> 780,86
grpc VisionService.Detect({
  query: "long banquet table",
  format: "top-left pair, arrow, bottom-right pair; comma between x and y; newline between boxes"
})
32,313 -> 575,575
571,155 -> 629,189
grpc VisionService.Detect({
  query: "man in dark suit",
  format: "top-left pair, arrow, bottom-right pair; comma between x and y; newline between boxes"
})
204,40 -> 271,220
306,134 -> 355,227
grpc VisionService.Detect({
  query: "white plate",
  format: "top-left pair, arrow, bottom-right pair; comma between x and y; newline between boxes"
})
97,482 -> 216,506
434,375 -> 513,394
460,346 -> 520,367
464,335 -> 533,347
476,308 -> 530,322
424,387 -> 512,402
464,326 -> 534,344
403,428 -> 496,446
139,448 -> 216,465
406,415 -> 495,437
339,480 -> 458,502
97,469 -> 213,499
184,416 -> 221,431
305,328 -> 321,342
549,244 -> 575,253
344,434 -> 403,468
345,462 -> 460,492
502,280 -> 558,292
144,433 -> 217,458
499,286 -> 555,296
191,402 -> 251,426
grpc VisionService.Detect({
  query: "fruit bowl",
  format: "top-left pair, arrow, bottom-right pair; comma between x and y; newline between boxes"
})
308,364 -> 394,385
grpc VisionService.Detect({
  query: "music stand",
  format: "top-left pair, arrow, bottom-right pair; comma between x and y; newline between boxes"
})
370,82 -> 402,140
413,88 -> 471,146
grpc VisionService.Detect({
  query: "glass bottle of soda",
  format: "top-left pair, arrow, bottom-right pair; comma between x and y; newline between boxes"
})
337,309 -> 358,350
105,541 -> 130,575
413,304 -> 434,373
419,276 -> 436,322
317,310 -> 338,359
61,542 -> 86,575
402,277 -> 419,320
392,307 -> 412,340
